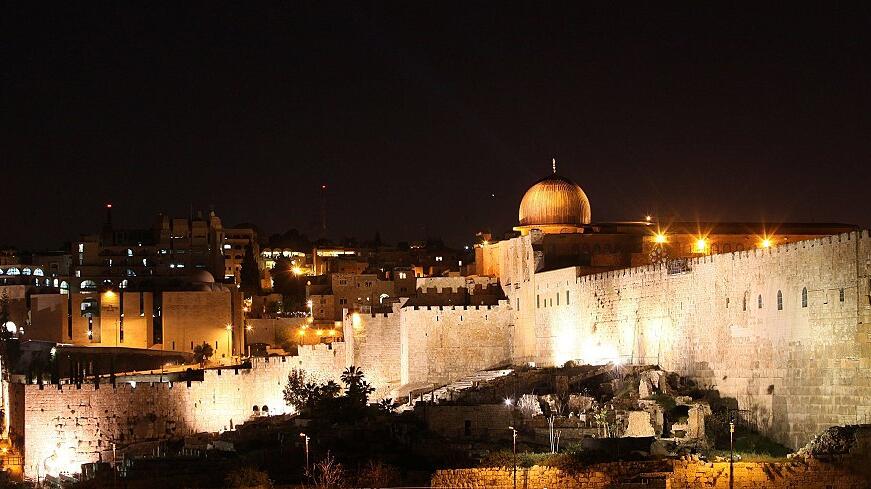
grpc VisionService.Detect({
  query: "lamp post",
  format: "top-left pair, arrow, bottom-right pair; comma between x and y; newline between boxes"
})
508,426 -> 517,489
729,415 -> 735,489
225,323 -> 233,360
245,324 -> 253,358
299,432 -> 310,477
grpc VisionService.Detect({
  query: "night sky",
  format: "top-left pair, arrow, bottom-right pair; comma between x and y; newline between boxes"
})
3,3 -> 870,250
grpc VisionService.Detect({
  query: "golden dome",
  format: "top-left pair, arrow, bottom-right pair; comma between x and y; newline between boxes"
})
518,173 -> 591,228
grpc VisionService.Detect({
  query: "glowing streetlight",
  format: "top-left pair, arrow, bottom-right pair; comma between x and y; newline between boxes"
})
225,323 -> 233,358
694,238 -> 707,253
654,233 -> 667,244
645,215 -> 652,222
760,238 -> 772,248
300,432 -> 310,476
508,426 -> 518,489
729,416 -> 735,488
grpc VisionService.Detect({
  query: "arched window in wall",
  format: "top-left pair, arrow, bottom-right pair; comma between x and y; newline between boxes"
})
742,291 -> 748,311
758,294 -> 763,309
80,280 -> 97,290
801,287 -> 808,308
777,290 -> 783,310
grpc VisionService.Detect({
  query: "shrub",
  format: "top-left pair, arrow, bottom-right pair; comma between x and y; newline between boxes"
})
225,466 -> 273,488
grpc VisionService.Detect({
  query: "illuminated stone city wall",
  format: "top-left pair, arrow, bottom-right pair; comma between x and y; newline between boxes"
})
343,302 -> 404,399
14,345 -> 346,479
513,230 -> 871,448
400,302 -> 513,386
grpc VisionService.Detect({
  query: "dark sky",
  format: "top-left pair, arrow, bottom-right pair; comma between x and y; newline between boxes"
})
3,3 -> 870,250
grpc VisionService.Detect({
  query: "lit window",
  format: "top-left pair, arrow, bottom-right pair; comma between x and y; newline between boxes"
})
33,268 -> 44,276
398,272 -> 407,279
22,268 -> 31,275
78,243 -> 84,252
6,268 -> 20,276
435,256 -> 443,262
127,249 -> 133,257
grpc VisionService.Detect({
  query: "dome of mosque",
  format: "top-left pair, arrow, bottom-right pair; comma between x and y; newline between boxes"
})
518,171 -> 591,227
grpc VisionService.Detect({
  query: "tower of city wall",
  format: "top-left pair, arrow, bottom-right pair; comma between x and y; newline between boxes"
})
343,302 -> 404,399
523,230 -> 871,448
14,345 -> 347,480
400,301 -> 514,387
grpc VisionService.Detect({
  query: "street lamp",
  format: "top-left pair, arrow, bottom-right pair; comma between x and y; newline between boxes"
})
225,323 -> 233,359
508,426 -> 517,489
299,432 -> 310,477
245,323 -> 253,357
729,415 -> 735,489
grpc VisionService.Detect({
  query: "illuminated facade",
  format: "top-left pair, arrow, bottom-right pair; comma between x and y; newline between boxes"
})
471,168 -> 870,448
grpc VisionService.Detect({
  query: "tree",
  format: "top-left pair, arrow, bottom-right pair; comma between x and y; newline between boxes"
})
284,371 -> 341,412
376,398 -> 394,413
283,369 -> 307,409
341,366 -> 375,407
193,342 -> 214,367
321,380 -> 342,399
240,245 -> 262,297
356,460 -> 399,489
0,289 -> 12,342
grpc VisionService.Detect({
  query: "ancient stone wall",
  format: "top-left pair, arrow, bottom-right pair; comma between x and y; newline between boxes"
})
423,404 -> 513,441
400,302 -> 513,386
343,302 -> 403,399
14,346 -> 346,479
520,230 -> 871,448
432,460 -> 870,489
